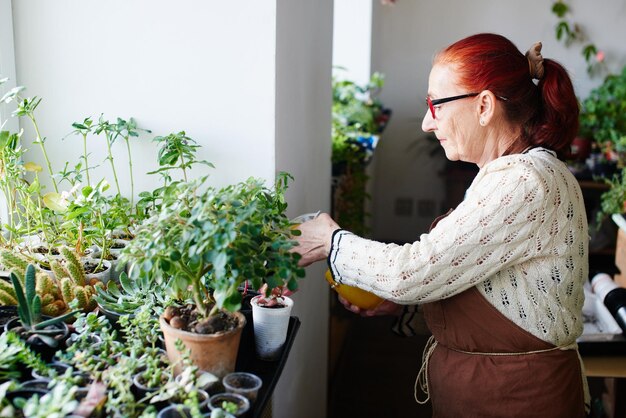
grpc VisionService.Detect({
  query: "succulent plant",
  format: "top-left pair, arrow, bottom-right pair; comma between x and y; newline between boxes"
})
10,264 -> 78,347
49,247 -> 100,312
94,271 -> 169,316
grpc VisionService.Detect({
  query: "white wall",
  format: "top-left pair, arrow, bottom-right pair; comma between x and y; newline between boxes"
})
0,0 -> 17,229
274,1 -> 332,417
12,0 -> 277,192
369,0 -> 626,242
10,1 -> 332,417
332,0 -> 373,86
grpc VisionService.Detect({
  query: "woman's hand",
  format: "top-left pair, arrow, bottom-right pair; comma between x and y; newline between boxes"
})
338,296 -> 403,317
292,213 -> 340,267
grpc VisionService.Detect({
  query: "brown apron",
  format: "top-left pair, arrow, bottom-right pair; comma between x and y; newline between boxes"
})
419,211 -> 587,417
421,289 -> 586,418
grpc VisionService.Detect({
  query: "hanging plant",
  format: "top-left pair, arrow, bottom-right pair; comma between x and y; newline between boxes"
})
551,0 -> 607,76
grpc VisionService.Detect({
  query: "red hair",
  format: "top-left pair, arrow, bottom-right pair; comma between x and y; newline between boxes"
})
435,33 -> 579,158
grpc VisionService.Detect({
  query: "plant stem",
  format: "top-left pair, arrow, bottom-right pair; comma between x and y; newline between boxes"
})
179,152 -> 188,183
125,137 -> 134,208
82,133 -> 91,186
27,114 -> 58,193
34,174 -> 49,245
192,276 -> 206,318
105,131 -> 121,196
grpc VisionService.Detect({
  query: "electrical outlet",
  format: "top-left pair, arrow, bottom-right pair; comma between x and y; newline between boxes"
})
417,199 -> 436,217
394,198 -> 413,217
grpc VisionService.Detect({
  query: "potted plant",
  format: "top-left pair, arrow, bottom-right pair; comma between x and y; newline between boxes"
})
207,392 -> 250,417
122,172 -> 304,379
94,271 -> 170,326
331,70 -> 391,236
249,289 -> 295,361
5,265 -> 77,360
579,65 -> 626,174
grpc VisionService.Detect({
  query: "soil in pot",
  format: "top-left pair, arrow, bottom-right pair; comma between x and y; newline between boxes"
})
162,304 -> 240,334
160,305 -> 245,379
82,260 -> 108,275
222,372 -> 262,403
30,245 -> 61,256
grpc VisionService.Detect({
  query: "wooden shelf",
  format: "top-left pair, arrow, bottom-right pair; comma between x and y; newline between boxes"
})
578,180 -> 610,190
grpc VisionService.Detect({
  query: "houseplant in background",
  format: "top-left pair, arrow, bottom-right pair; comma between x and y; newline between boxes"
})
331,70 -> 391,236
579,66 -> 626,224
121,171 -> 304,378
579,65 -> 626,176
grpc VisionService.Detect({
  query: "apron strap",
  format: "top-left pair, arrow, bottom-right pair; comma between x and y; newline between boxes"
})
414,335 -> 438,404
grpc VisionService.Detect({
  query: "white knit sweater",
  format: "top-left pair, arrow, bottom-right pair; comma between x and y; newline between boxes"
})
329,148 -> 588,346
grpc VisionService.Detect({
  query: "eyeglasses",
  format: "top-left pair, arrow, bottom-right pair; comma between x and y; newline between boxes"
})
426,93 -> 479,119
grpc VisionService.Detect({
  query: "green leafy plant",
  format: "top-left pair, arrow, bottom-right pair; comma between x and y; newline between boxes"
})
0,331 -> 49,381
18,380 -> 80,418
332,71 -> 389,166
122,172 -> 304,321
10,264 -> 77,347
579,66 -> 626,163
331,71 -> 391,236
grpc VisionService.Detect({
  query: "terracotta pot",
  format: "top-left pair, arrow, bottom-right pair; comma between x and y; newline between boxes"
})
159,311 -> 246,379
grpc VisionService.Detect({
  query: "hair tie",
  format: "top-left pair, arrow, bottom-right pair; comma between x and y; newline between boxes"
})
525,42 -> 544,80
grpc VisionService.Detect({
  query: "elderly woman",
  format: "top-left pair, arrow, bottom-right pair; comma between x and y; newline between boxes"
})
295,33 -> 588,417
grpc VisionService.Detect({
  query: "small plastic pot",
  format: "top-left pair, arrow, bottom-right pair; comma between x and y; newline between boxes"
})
222,372 -> 262,403
207,392 -> 250,417
4,317 -> 69,362
156,404 -> 193,418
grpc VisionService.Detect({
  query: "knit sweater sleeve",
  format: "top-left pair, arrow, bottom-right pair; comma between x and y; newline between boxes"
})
328,158 -> 549,304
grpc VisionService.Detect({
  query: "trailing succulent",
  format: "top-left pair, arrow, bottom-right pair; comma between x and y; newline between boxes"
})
10,264 -> 78,347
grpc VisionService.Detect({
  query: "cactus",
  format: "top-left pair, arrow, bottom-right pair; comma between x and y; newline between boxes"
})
0,289 -> 17,305
0,279 -> 16,300
36,273 -> 57,297
41,300 -> 66,317
60,247 -> 86,286
50,259 -> 70,281
0,250 -> 30,279
10,264 -> 78,347
60,276 -> 99,312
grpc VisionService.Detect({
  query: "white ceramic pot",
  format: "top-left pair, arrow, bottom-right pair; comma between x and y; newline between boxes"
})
82,258 -> 112,284
250,295 -> 293,361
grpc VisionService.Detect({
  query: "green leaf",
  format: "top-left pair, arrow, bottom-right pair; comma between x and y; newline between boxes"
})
10,272 -> 31,326
42,192 -> 68,213
551,1 -> 568,18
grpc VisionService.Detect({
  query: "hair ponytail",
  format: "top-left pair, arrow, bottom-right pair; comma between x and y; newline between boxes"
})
531,59 -> 579,158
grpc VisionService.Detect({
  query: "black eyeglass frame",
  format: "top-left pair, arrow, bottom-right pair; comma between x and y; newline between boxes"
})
426,93 -> 479,119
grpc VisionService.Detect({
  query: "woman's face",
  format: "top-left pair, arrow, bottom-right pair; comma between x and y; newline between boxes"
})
422,64 -> 485,164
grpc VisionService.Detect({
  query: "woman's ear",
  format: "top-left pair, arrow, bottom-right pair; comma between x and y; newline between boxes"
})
477,90 -> 496,126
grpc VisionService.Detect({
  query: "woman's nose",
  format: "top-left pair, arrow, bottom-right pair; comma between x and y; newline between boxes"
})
422,109 -> 435,132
